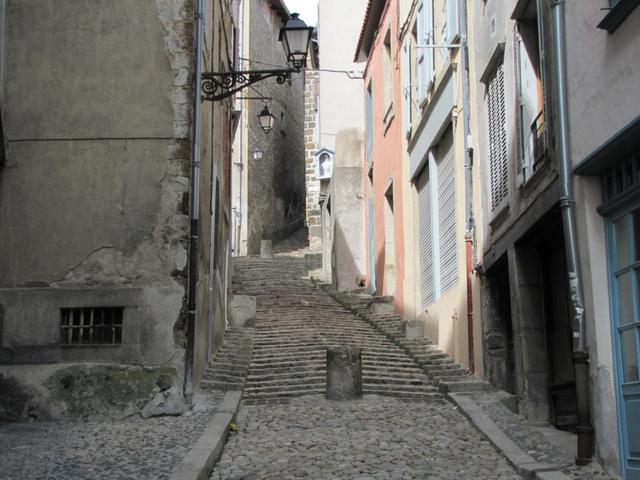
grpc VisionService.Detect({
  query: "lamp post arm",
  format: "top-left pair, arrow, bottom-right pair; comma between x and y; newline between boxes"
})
201,68 -> 298,102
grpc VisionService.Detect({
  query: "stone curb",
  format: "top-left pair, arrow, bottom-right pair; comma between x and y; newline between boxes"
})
448,392 -> 570,480
169,390 -> 243,480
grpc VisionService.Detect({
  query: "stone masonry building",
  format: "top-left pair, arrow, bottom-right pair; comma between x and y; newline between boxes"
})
0,0 -> 238,418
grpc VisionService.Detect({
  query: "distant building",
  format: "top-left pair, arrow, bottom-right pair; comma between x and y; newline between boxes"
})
232,0 -> 306,256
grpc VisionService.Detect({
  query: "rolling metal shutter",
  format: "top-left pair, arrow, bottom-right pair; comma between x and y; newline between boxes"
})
417,164 -> 435,310
437,129 -> 457,295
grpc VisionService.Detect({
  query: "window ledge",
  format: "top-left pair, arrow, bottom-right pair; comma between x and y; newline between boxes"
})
519,156 -> 552,197
489,203 -> 510,233
598,0 -> 640,33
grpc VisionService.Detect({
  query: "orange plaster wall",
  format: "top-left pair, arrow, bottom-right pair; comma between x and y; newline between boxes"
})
362,0 -> 407,315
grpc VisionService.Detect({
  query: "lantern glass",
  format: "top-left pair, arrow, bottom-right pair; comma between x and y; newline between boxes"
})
257,105 -> 275,133
279,13 -> 313,69
253,150 -> 263,161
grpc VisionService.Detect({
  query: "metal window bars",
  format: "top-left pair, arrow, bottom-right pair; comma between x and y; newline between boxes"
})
60,307 -> 124,345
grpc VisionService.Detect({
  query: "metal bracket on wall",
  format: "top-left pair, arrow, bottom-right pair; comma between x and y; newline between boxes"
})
201,69 -> 297,102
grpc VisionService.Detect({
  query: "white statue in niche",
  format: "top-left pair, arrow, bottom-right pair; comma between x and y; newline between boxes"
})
318,152 -> 332,179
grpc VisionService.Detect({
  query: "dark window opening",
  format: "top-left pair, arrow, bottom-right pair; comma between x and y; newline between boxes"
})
60,307 -> 124,345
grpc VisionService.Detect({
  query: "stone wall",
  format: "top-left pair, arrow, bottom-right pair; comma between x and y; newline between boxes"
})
0,0 -> 237,393
243,0 -> 305,255
304,70 -> 321,248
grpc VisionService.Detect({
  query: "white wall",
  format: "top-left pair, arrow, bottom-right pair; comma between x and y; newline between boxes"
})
318,0 -> 368,150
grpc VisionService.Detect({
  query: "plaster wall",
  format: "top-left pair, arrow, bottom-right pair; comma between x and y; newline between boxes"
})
471,0 -> 560,270
0,0 -> 194,370
330,129 -> 366,291
363,0 -> 407,314
398,1 -> 482,373
562,0 -> 640,473
0,0 -> 235,391
318,0 -> 367,151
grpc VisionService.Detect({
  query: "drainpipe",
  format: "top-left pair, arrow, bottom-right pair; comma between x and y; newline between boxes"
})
184,0 -> 205,406
550,0 -> 593,464
459,0 -> 475,373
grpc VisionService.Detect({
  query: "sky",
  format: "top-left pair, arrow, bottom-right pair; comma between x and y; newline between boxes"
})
284,0 -> 318,26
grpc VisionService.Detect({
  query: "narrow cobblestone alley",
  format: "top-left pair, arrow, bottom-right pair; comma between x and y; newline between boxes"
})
209,233 -> 523,480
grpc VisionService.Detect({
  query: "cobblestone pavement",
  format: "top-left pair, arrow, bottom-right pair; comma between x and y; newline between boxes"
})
210,395 -> 523,480
0,391 -> 223,480
463,391 -> 617,480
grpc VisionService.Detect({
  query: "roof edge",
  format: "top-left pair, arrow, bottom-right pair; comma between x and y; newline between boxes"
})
353,0 -> 386,63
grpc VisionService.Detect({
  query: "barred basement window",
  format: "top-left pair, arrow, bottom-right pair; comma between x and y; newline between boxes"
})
60,307 -> 124,345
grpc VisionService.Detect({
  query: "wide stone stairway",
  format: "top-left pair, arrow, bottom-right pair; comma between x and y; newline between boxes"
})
225,250 -> 442,404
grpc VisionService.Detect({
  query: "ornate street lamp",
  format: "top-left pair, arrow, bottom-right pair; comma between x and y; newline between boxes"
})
201,13 -> 313,102
279,13 -> 314,70
253,149 -> 264,161
257,105 -> 276,134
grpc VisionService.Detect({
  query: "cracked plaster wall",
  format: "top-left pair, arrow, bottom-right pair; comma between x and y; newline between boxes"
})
0,0 -> 196,368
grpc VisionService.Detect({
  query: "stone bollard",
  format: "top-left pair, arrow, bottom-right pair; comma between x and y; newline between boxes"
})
326,346 -> 362,400
404,320 -> 425,339
260,240 -> 273,258
228,295 -> 256,328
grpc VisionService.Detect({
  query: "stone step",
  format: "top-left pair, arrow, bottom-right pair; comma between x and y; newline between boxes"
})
200,379 -> 244,391
249,358 -> 325,370
422,362 -> 464,374
247,367 -> 325,382
362,385 -> 443,398
243,384 -> 326,397
437,380 -> 492,393
202,371 -> 246,382
207,361 -> 251,372
363,375 -> 433,387
418,357 -> 456,366
362,367 -> 430,378
245,375 -> 325,389
429,368 -> 467,378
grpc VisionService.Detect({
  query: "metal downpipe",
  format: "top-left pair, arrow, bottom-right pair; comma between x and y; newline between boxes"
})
459,0 -> 475,373
550,0 -> 593,464
184,0 -> 205,406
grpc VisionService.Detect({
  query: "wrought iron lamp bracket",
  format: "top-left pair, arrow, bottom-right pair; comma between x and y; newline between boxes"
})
201,68 -> 298,102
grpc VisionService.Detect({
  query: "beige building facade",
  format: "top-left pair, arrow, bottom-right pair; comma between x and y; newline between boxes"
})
397,0 -> 483,375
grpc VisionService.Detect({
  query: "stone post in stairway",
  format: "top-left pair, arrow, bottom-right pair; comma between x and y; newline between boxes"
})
326,346 -> 363,400
260,240 -> 273,258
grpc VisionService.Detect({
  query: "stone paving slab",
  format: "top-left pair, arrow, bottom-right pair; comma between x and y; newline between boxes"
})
452,391 -> 617,480
170,391 -> 242,480
210,394 -> 524,480
0,391 -> 223,480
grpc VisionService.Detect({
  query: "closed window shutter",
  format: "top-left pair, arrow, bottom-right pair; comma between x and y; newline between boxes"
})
424,1 -> 435,87
402,40 -> 412,137
488,64 -> 508,211
416,3 -> 426,103
437,134 -> 457,295
445,0 -> 459,44
417,165 -> 435,309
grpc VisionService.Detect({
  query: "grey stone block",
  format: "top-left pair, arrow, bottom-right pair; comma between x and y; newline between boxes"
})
260,240 -> 273,258
535,471 -> 571,480
326,346 -> 362,400
228,295 -> 256,328
405,320 -> 425,339
141,386 -> 184,418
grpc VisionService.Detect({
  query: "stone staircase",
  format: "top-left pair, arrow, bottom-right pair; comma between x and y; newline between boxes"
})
233,255 -> 443,405
325,288 -> 491,394
200,326 -> 254,391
